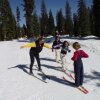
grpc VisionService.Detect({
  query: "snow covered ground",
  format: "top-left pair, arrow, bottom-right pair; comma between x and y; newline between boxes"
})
0,36 -> 100,100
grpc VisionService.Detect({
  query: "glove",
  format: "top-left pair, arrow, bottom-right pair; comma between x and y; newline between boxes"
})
68,50 -> 71,52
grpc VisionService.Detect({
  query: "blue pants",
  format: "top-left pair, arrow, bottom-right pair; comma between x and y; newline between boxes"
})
74,65 -> 84,87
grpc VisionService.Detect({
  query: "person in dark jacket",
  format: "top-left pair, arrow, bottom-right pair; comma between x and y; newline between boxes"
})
60,41 -> 71,71
21,38 -> 51,74
52,36 -> 62,63
29,39 -> 44,73
71,42 -> 89,87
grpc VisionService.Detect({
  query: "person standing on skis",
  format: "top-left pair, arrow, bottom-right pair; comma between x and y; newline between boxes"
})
21,38 -> 51,74
52,36 -> 62,63
71,42 -> 89,87
60,41 -> 71,71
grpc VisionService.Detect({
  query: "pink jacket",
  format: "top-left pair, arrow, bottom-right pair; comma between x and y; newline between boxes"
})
71,50 -> 89,61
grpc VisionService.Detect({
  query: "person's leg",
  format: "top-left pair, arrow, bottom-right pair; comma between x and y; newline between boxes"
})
57,49 -> 61,61
30,53 -> 35,74
74,66 -> 81,87
62,56 -> 66,71
55,49 -> 58,62
35,54 -> 41,71
80,66 -> 84,86
63,56 -> 68,70
60,54 -> 67,70
60,54 -> 64,70
55,49 -> 61,62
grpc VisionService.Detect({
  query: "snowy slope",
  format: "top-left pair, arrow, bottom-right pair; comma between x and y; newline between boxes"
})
0,36 -> 100,100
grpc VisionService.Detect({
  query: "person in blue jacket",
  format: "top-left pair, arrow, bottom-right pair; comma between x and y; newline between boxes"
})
52,36 -> 62,63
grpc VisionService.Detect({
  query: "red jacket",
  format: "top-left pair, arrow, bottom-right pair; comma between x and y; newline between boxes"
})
71,50 -> 89,61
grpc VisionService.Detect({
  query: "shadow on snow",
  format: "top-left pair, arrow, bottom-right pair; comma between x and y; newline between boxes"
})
8,64 -> 75,87
84,70 -> 100,87
8,64 -> 100,87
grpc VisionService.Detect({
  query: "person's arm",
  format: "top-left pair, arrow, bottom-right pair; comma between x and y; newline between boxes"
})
81,50 -> 89,58
43,43 -> 52,49
20,42 -> 36,48
67,47 -> 71,52
71,52 -> 78,61
53,44 -> 62,49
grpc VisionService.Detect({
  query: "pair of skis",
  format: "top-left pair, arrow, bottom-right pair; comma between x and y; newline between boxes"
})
28,70 -> 50,83
63,70 -> 89,94
34,65 -> 51,81
29,73 -> 47,83
39,70 -> 50,79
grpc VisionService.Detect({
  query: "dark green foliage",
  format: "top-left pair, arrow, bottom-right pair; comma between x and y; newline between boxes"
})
93,0 -> 100,37
7,14 -> 17,40
21,24 -> 27,37
16,6 -> 21,23
56,9 -> 65,35
78,0 -> 91,37
65,0 -> 73,36
90,6 -> 95,35
0,0 -> 17,41
33,12 -> 40,37
0,0 -> 95,41
86,7 -> 91,36
16,6 -> 21,38
23,0 -> 35,38
0,0 -> 7,40
73,13 -> 79,37
0,1 -> 2,40
48,9 -> 55,35
40,0 -> 49,36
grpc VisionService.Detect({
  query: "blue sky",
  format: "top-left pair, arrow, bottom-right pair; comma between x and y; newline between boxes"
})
9,0 -> 92,26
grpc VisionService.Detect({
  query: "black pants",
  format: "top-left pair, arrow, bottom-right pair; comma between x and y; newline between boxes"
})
74,65 -> 84,87
30,52 -> 41,72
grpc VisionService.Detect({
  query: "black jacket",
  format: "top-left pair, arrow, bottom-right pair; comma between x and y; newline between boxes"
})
61,45 -> 70,54
52,40 -> 62,49
30,40 -> 44,54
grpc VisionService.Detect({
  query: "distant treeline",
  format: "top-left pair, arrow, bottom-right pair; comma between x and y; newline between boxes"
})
0,0 -> 100,41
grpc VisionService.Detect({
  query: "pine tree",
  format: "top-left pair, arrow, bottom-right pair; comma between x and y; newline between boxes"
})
56,9 -> 65,35
0,1 -> 1,25
65,0 -> 73,36
22,24 -> 27,37
40,0 -> 49,36
0,0 -> 8,40
16,6 -> 21,38
33,12 -> 40,37
78,0 -> 91,37
0,0 -> 17,41
7,14 -> 17,40
32,2 -> 40,38
23,0 -> 35,38
73,13 -> 79,37
6,1 -> 17,40
90,6 -> 95,35
48,9 -> 55,35
86,7 -> 91,36
93,0 -> 100,37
